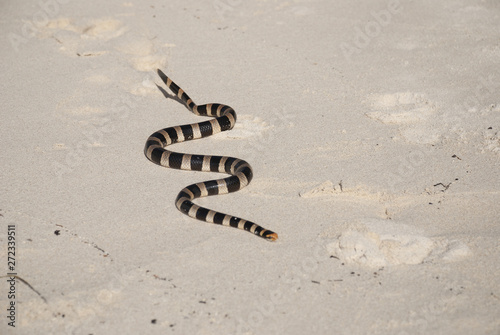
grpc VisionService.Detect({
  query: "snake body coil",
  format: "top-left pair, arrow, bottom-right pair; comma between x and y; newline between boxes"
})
145,70 -> 278,241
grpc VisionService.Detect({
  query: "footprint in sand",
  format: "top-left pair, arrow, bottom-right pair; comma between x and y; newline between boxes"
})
119,38 -> 173,95
129,74 -> 159,96
40,17 -> 127,56
367,92 -> 500,155
41,16 -> 173,97
115,37 -> 171,73
365,92 -> 440,144
325,218 -> 470,267
39,17 -> 171,77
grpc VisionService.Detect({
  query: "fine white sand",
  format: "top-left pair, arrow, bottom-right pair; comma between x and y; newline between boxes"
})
1,1 -> 499,334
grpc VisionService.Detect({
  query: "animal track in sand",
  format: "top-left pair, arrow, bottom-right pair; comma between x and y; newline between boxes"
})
39,17 -> 171,76
129,74 -> 159,96
365,92 -> 440,144
40,17 -> 127,56
439,104 -> 500,156
367,92 -> 429,111
41,16 -> 173,97
115,38 -> 171,72
43,17 -> 127,40
365,91 -> 500,154
325,219 -> 470,267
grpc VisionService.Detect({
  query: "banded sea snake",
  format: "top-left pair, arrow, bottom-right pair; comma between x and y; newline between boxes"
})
145,70 -> 278,241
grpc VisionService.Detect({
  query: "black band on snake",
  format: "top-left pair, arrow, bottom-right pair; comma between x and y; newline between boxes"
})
145,69 -> 278,241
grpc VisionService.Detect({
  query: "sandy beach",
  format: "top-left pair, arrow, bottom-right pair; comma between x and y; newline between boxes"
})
1,0 -> 499,334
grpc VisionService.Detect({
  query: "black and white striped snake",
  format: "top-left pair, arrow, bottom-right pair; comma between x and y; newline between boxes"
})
144,70 -> 278,241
